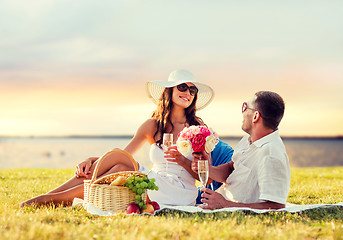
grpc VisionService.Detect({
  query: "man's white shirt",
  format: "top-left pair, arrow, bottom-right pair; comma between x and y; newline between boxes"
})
217,130 -> 291,204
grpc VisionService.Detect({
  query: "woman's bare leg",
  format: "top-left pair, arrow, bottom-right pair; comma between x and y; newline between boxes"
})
20,184 -> 84,207
19,150 -> 137,207
47,149 -> 136,194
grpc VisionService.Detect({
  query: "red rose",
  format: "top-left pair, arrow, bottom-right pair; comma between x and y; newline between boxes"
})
191,134 -> 206,152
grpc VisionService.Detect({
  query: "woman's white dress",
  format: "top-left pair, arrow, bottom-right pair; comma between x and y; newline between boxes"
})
139,143 -> 197,206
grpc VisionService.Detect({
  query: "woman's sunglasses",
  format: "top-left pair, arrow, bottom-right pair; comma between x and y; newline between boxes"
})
176,83 -> 199,96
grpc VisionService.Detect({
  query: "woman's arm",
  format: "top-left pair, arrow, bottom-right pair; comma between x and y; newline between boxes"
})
165,146 -> 199,180
123,119 -> 156,155
75,119 -> 155,178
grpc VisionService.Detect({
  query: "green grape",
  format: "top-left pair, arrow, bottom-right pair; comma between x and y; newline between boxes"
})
126,176 -> 158,206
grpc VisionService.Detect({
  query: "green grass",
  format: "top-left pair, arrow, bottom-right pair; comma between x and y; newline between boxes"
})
1,167 -> 342,240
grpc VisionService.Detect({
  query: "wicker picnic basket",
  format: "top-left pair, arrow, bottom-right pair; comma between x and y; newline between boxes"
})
83,149 -> 147,212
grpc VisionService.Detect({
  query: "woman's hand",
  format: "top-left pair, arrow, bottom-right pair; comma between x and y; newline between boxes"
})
75,157 -> 97,178
164,146 -> 187,167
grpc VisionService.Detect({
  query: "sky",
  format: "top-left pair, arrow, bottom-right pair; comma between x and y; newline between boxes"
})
1,0 -> 343,137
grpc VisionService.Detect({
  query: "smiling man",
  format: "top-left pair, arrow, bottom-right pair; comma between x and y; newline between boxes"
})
192,91 -> 291,210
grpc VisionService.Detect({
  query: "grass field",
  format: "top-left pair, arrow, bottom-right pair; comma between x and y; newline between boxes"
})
0,167 -> 342,240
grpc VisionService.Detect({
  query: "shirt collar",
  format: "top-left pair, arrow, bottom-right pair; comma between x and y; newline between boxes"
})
251,130 -> 280,148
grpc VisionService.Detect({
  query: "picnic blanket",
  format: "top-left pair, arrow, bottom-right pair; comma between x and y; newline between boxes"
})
72,198 -> 343,216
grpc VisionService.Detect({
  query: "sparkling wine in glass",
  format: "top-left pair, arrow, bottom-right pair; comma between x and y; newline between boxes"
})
163,133 -> 173,174
198,159 -> 209,205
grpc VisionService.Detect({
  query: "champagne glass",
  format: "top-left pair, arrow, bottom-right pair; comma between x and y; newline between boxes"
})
163,133 -> 173,175
198,159 -> 209,206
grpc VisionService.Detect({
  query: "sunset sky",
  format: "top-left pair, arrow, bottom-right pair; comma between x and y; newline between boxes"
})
1,1 -> 343,137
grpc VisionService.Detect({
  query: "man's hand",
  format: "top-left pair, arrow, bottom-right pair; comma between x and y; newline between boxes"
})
199,187 -> 286,210
199,187 -> 230,209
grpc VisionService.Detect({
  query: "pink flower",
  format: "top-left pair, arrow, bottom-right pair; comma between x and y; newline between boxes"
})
177,125 -> 219,156
200,127 -> 211,137
192,126 -> 201,135
191,134 -> 206,152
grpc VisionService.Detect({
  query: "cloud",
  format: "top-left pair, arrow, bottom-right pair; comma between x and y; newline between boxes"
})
0,0 -> 342,136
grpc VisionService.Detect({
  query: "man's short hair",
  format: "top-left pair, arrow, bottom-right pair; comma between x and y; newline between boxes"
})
254,91 -> 285,130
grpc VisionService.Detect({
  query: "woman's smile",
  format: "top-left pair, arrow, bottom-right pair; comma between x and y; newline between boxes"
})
179,95 -> 190,102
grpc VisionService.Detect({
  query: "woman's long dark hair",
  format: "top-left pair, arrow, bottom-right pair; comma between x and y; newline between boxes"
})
151,87 -> 204,147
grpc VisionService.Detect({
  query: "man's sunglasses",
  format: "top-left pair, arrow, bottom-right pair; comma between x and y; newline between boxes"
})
242,102 -> 257,113
176,83 -> 199,96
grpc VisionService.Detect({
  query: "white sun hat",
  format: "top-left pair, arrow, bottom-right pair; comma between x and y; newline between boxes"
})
145,69 -> 214,110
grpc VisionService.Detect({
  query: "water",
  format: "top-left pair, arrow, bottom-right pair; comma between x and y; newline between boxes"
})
0,137 -> 342,169
282,138 -> 343,167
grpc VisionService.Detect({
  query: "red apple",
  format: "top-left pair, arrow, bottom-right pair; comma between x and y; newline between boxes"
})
141,203 -> 155,214
149,201 -> 160,211
126,203 -> 141,214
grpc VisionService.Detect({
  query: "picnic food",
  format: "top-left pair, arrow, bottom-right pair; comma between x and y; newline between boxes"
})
110,176 -> 127,186
94,171 -> 158,214
126,203 -> 141,214
124,175 -> 159,210
149,201 -> 160,211
141,203 -> 155,214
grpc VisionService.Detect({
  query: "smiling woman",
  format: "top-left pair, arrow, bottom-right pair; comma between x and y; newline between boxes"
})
19,69 -> 217,208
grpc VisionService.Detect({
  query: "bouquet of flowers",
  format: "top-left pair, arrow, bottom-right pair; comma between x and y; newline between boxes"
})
176,125 -> 219,157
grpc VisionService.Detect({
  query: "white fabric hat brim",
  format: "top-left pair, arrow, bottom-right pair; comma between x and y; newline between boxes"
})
146,80 -> 214,110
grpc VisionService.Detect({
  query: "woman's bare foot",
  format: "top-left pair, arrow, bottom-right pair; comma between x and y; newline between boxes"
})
19,195 -> 47,207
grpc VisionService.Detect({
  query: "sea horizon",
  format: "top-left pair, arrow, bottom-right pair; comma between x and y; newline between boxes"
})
1,135 -> 343,168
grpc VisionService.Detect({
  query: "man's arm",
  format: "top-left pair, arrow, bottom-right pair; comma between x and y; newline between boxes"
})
209,162 -> 234,183
200,188 -> 285,210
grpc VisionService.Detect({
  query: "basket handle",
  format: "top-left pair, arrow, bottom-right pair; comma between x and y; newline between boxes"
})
90,149 -> 139,183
